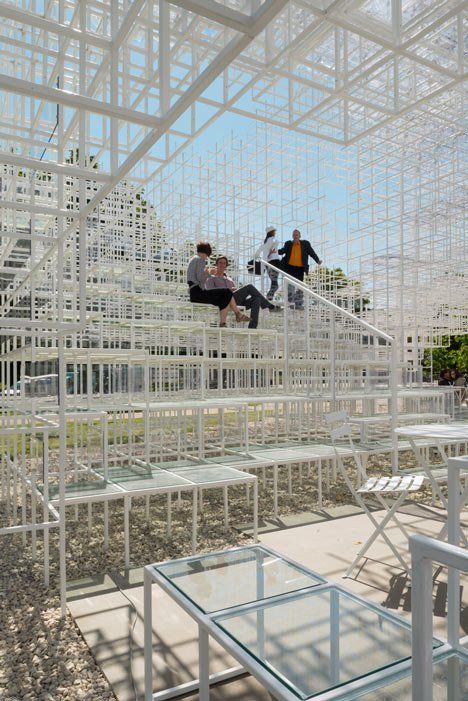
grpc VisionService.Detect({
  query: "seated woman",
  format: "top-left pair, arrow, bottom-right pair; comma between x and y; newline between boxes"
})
206,255 -> 281,329
187,241 -> 250,327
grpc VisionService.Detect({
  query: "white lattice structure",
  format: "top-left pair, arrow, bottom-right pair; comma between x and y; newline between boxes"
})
151,104 -> 467,368
0,0 -> 466,610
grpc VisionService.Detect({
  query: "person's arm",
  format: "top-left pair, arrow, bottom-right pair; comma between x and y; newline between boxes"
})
188,256 -> 209,287
278,242 -> 287,255
306,241 -> 322,265
254,243 -> 263,259
197,257 -> 210,285
226,276 -> 236,292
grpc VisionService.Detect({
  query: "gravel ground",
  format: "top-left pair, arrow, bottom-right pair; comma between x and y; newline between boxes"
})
0,449 -> 443,701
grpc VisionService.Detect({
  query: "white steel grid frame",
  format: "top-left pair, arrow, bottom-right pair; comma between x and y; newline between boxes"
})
149,114 -> 467,374
410,533 -> 468,701
0,0 -> 466,616
143,543 -> 465,701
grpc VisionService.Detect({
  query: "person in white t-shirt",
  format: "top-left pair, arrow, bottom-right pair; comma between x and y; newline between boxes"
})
255,225 -> 281,301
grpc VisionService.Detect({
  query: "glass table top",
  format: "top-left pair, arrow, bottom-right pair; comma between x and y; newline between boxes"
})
96,464 -> 152,481
116,468 -> 193,492
152,458 -> 201,469
213,586 -> 434,700
167,465 -> 253,484
155,546 -> 325,614
47,480 -> 122,500
356,651 -> 468,700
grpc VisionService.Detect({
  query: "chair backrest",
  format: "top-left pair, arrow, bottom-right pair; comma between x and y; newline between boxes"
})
325,410 -> 349,426
329,423 -> 352,442
325,410 -> 368,485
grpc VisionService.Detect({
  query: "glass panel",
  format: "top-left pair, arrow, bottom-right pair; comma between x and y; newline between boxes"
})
357,652 -> 468,700
214,587 -> 421,699
168,465 -> 249,484
204,454 -> 253,465
48,480 -> 121,499
152,458 -> 201,469
117,469 -> 192,491
156,547 -> 323,613
96,464 -> 152,481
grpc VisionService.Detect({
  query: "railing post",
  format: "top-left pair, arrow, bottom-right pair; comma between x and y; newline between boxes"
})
410,535 -> 468,701
447,456 -> 463,646
260,258 -> 395,414
410,542 -> 434,701
390,341 -> 398,473
330,310 -> 336,411
283,276 -> 289,392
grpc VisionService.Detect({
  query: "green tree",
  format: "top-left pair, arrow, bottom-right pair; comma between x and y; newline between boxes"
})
423,335 -> 468,378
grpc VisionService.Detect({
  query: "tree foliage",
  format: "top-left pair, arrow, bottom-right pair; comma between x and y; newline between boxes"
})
423,335 -> 468,378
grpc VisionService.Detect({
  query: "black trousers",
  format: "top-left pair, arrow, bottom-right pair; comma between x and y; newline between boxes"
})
284,265 -> 305,307
189,284 -> 232,310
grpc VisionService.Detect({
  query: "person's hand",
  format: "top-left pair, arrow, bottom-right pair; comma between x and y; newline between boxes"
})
317,260 -> 322,266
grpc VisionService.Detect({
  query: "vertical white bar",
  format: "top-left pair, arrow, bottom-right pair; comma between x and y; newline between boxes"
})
330,588 -> 340,685
57,0 -> 67,616
43,435 -> 50,586
192,487 -> 198,554
447,459 -> 461,646
330,310 -> 336,410
124,497 -> 130,568
159,0 -> 170,116
223,485 -> 228,530
31,469 -> 37,560
253,478 -> 258,542
167,492 -> 172,537
283,278 -> 289,392
390,342 -> 398,473
103,501 -> 109,551
144,567 -> 154,701
411,548 -> 434,701
199,625 -> 210,701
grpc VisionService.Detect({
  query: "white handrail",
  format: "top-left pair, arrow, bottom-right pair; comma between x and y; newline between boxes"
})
410,534 -> 468,701
259,258 -> 394,343
260,259 -> 399,470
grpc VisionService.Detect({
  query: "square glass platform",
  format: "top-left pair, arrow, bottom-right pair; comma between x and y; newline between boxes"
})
357,650 -> 468,700
213,586 -> 431,699
155,546 -> 325,614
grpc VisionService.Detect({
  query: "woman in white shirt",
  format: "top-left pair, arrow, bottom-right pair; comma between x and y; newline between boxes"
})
255,225 -> 281,301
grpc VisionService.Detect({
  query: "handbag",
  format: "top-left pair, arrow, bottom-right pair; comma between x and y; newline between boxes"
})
247,259 -> 261,275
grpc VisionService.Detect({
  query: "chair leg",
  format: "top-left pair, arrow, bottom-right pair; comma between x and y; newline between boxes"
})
345,493 -> 410,578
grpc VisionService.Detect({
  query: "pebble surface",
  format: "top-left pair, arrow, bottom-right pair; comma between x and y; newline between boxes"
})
0,450 -> 439,700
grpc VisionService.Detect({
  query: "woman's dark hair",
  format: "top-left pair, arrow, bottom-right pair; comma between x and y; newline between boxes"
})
196,241 -> 212,256
215,255 -> 229,265
264,230 -> 276,243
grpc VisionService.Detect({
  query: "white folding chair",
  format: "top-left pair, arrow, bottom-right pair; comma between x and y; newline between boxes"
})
325,411 -> 425,578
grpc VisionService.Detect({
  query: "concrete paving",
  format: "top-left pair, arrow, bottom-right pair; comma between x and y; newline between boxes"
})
67,503 -> 467,701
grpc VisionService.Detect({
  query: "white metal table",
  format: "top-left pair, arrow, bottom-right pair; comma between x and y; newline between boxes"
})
394,423 -> 468,512
394,423 -> 468,443
143,545 -> 446,701
349,412 -> 449,444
